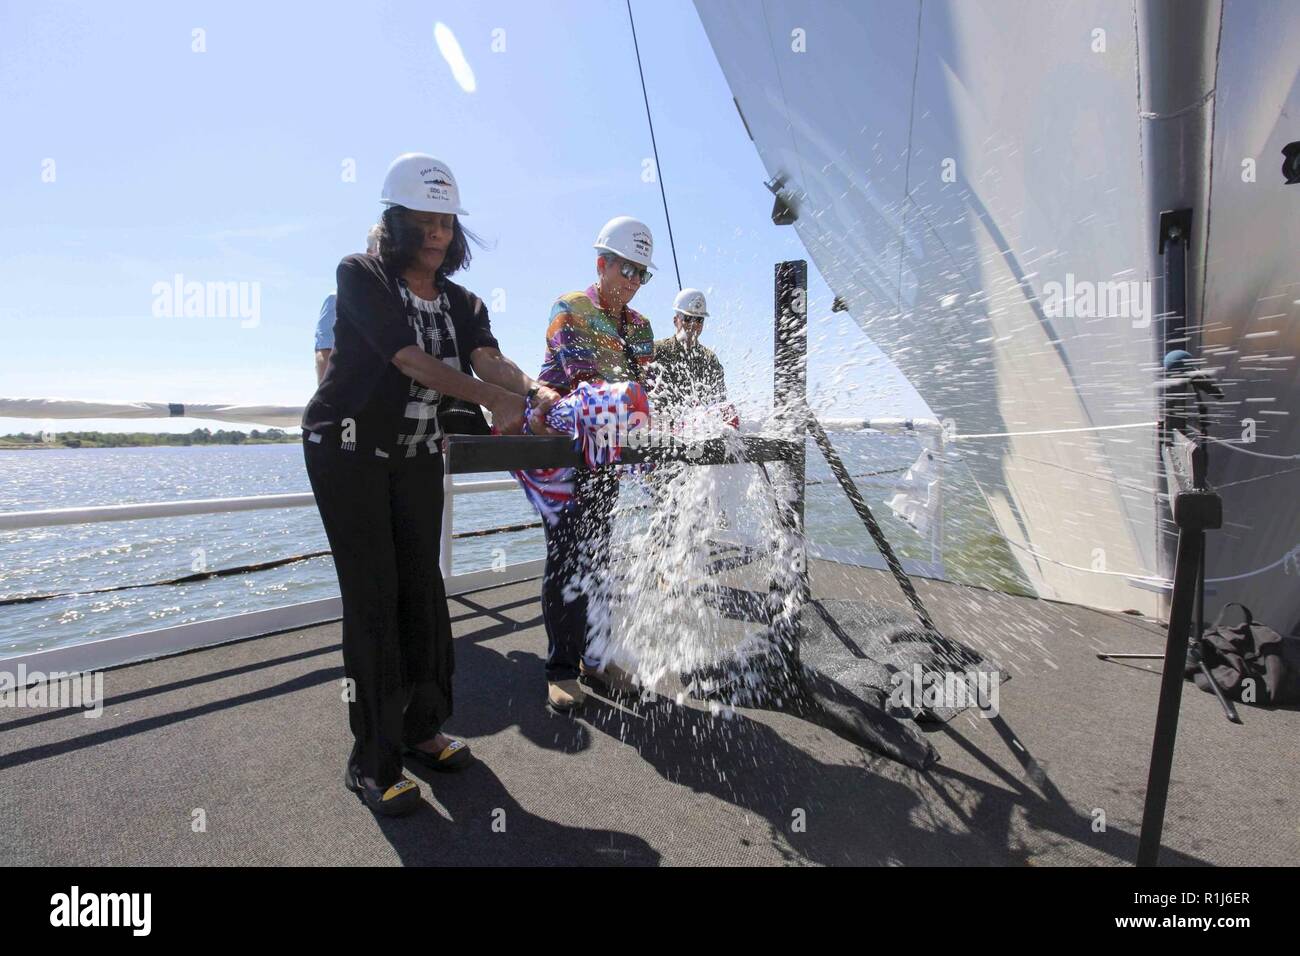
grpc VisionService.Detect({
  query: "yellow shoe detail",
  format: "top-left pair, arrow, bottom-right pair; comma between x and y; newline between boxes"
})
383,779 -> 417,801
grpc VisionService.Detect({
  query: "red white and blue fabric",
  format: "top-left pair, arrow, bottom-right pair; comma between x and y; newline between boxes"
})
512,381 -> 652,525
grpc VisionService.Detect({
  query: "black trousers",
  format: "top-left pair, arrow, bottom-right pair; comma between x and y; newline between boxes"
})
303,438 -> 453,786
541,468 -> 619,681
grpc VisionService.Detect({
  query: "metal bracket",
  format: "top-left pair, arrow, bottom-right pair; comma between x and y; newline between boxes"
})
1157,208 -> 1192,254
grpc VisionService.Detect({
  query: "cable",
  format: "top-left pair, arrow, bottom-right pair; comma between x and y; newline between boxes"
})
1208,436 -> 1300,461
626,0 -> 682,290
0,550 -> 333,606
453,520 -> 542,539
0,509 -> 646,606
805,466 -> 910,487
952,421 -> 1158,440
991,523 -> 1300,586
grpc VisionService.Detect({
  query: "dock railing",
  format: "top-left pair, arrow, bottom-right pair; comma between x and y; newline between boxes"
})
0,259 -> 949,681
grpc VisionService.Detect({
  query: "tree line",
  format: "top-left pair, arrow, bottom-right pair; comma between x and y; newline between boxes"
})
0,428 -> 296,448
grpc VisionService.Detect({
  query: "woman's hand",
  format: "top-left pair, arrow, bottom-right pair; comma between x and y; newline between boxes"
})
488,391 -> 527,434
529,385 -> 564,435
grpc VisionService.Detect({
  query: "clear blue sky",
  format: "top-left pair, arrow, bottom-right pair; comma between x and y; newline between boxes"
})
0,0 -> 929,433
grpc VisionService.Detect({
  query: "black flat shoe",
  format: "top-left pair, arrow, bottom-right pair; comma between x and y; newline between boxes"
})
403,737 -> 474,773
345,762 -> 421,816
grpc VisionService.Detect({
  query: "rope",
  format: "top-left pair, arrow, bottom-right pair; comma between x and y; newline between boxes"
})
1207,436 -> 1300,461
994,527 -> 1300,586
953,421 -> 1157,440
0,500 -> 695,606
805,466 -> 910,487
626,0 -> 682,290
0,550 -> 333,606
0,517 -> 560,606
808,416 -> 984,671
1202,543 -> 1300,583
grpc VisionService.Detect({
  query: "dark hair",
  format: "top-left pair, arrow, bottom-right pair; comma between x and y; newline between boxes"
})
376,206 -> 481,279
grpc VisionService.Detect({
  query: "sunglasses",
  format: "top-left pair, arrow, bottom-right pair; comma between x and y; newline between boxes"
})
604,255 -> 652,286
679,315 -> 705,325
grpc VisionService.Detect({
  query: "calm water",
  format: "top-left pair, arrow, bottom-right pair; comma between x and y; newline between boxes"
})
0,436 -> 1007,656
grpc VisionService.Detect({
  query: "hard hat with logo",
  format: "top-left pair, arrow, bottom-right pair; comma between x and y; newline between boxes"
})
593,216 -> 657,270
380,153 -> 468,215
673,288 -> 709,318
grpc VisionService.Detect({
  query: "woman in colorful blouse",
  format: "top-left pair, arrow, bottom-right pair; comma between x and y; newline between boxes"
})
535,216 -> 658,713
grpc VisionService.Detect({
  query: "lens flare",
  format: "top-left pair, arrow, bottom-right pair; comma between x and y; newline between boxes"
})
434,22 -> 476,93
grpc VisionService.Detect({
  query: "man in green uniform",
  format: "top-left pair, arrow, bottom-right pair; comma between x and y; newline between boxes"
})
646,288 -> 738,599
649,288 -> 729,421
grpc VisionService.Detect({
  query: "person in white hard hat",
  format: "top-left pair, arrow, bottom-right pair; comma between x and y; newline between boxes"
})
649,287 -> 730,418
302,153 -> 562,816
314,225 -> 382,384
646,287 -> 736,589
534,216 -> 658,712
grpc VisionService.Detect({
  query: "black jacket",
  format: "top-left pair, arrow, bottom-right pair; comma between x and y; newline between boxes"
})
302,254 -> 498,452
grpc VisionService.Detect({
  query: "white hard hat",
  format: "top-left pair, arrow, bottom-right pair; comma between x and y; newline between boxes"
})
380,153 -> 468,215
673,288 -> 709,317
593,216 -> 657,270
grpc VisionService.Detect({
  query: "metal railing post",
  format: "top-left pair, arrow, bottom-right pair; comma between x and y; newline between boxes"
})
1136,208 -> 1204,866
440,456 -> 454,580
772,260 -> 808,664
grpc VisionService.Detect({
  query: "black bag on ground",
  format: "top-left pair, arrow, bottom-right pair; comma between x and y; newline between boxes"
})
1185,603 -> 1300,706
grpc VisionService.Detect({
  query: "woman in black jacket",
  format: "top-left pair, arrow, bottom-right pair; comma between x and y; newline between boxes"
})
303,153 -> 559,816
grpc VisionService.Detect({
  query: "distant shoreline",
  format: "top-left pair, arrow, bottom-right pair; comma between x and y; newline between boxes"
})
0,441 -> 298,450
0,430 -> 298,450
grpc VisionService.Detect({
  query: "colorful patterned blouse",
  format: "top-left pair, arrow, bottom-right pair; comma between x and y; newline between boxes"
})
511,380 -> 652,525
537,285 -> 655,395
